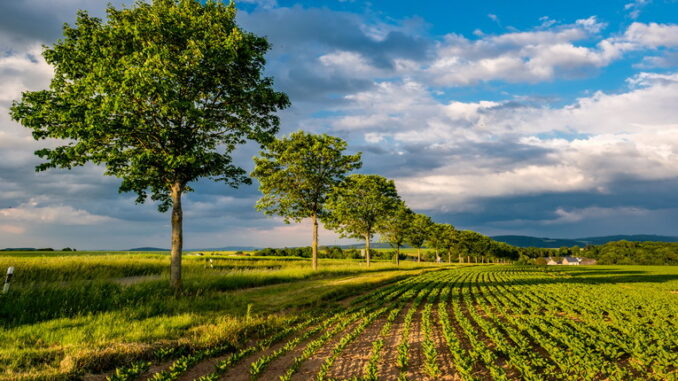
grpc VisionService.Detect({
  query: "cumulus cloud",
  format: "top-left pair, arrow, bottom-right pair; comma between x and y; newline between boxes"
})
0,200 -> 116,225
621,22 -> 678,49
426,17 -> 624,85
2,1 -> 678,246
323,71 -> 678,215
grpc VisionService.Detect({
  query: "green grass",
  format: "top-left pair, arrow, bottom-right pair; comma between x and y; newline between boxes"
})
0,252 -> 443,379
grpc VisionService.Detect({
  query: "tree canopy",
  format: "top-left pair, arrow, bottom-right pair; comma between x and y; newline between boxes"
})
324,174 -> 401,266
251,131 -> 361,270
10,0 -> 289,288
406,213 -> 433,262
377,201 -> 413,265
438,224 -> 457,263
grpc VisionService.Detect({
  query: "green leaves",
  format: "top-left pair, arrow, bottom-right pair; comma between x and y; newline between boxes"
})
406,213 -> 433,249
10,0 -> 289,210
426,223 -> 456,260
251,131 -> 362,222
377,202 -> 413,250
323,174 -> 401,241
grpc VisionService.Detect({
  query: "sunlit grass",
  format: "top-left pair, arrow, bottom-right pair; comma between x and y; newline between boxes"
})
0,252 -> 442,379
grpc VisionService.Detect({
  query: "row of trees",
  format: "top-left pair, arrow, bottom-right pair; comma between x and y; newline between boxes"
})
7,0 -> 514,288
251,131 -> 523,268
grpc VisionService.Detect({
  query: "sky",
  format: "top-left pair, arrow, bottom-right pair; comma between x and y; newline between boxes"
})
1,0 -> 677,249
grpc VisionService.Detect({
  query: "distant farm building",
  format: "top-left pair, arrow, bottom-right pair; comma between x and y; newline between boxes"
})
562,256 -> 581,265
545,257 -> 596,265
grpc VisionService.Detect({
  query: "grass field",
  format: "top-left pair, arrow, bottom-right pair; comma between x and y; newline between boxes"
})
0,251 -> 442,380
0,254 -> 676,380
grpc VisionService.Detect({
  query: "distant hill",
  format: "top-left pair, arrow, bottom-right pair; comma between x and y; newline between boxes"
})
336,242 -> 397,249
193,246 -> 260,252
492,234 -> 678,248
128,246 -> 259,251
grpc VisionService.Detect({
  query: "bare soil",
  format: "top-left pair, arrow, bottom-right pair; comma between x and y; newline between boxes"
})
377,303 -> 409,380
429,308 -> 460,380
290,318 -> 363,381
405,306 -> 429,381
325,314 -> 387,379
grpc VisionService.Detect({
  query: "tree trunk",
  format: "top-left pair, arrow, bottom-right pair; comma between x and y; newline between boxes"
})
448,250 -> 451,263
396,245 -> 400,266
311,213 -> 318,271
417,247 -> 421,262
365,232 -> 371,267
170,182 -> 183,290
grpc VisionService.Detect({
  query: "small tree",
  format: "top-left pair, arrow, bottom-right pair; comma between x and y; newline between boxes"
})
377,202 -> 413,265
10,0 -> 289,289
426,223 -> 447,262
406,213 -> 433,262
438,224 -> 457,263
251,131 -> 361,270
324,174 -> 400,267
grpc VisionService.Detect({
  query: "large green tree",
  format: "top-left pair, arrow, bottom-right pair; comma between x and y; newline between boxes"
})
377,201 -> 413,266
324,174 -> 401,267
251,131 -> 362,270
406,213 -> 433,262
10,0 -> 289,289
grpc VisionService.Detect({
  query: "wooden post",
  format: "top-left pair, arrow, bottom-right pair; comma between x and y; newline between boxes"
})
2,267 -> 14,294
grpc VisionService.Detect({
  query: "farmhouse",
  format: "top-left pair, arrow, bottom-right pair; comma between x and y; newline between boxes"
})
562,256 -> 582,265
545,256 -> 595,265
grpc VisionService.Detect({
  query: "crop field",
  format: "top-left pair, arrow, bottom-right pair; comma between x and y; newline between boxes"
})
1,256 -> 676,380
96,265 -> 676,381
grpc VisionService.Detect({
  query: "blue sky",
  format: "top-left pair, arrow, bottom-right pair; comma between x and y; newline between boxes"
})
0,0 -> 677,249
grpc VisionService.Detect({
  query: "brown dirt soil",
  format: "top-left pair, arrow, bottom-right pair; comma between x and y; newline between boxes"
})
429,308 -> 460,381
377,303 -> 409,380
290,318 -> 364,381
137,360 -> 175,381
405,307 -> 429,381
216,322 -> 330,381
325,315 -> 387,379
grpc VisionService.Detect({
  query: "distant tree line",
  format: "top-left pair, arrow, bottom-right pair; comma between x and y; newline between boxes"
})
512,241 -> 678,265
584,241 -> 678,265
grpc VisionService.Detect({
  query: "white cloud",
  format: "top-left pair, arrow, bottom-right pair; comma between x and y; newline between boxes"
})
545,206 -> 649,224
624,0 -> 651,20
0,200 -> 117,225
426,17 -> 619,85
622,22 -> 678,48
326,72 -> 678,212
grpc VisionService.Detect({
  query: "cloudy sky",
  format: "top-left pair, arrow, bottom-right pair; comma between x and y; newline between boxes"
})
1,0 -> 677,249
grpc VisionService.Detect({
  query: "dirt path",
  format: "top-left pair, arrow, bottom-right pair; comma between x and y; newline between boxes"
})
325,314 -> 387,379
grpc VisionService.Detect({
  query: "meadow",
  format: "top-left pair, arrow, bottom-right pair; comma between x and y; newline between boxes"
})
0,251 -> 441,380
0,252 -> 676,380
